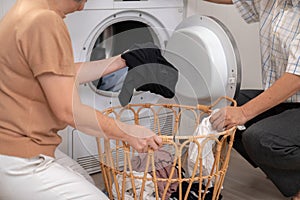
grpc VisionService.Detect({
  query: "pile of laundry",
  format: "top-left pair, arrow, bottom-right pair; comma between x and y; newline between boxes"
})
112,149 -> 178,200
112,111 -> 222,200
112,149 -> 222,200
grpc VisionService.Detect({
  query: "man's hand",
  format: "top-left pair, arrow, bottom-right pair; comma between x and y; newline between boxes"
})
209,106 -> 248,131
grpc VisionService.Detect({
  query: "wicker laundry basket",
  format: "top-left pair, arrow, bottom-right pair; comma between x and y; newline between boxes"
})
96,97 -> 237,200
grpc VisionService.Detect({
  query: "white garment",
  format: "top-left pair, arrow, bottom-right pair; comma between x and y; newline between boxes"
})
112,171 -> 157,200
0,153 -> 108,200
187,111 -> 219,184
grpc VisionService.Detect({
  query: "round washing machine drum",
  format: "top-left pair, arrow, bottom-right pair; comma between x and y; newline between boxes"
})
164,15 -> 241,106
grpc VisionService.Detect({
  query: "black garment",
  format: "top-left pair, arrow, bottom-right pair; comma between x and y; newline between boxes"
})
119,43 -> 178,106
234,89 -> 300,197
169,182 -> 223,200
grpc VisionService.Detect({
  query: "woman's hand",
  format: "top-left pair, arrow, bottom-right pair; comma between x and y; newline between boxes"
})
118,122 -> 162,153
209,106 -> 248,131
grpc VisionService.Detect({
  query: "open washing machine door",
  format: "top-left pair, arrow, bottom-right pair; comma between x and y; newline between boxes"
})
164,15 -> 241,107
163,15 -> 241,136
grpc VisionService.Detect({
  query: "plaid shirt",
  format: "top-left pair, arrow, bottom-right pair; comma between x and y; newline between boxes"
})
233,0 -> 300,102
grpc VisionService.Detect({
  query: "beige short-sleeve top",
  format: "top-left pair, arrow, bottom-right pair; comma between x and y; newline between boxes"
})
0,0 -> 75,158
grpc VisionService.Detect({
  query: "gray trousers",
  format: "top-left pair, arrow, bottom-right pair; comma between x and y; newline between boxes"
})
234,90 -> 300,197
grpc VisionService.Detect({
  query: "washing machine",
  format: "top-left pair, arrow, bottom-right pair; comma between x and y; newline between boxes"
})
62,0 -> 241,174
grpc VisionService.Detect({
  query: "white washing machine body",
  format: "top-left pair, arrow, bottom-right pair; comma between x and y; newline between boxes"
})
62,1 -> 242,174
62,0 -> 186,173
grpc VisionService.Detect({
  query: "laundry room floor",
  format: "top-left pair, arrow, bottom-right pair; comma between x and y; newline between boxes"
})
91,149 -> 289,200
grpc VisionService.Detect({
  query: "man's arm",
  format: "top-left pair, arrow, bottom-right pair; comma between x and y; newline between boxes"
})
37,73 -> 162,152
204,0 -> 233,4
241,72 -> 300,121
210,73 -> 300,130
74,55 -> 126,84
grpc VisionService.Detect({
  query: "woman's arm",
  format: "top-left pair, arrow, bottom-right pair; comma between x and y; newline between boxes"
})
74,55 -> 126,84
37,73 -> 162,152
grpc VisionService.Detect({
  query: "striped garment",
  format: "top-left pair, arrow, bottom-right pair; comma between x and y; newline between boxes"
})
233,0 -> 300,102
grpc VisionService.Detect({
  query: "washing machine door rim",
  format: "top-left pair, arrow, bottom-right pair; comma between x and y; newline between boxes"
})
165,15 -> 241,105
81,10 -> 172,99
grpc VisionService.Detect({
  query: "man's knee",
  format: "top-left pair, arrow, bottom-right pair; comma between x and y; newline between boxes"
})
242,124 -> 300,169
241,127 -> 263,164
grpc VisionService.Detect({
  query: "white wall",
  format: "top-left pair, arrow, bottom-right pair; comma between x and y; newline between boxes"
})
186,0 -> 262,89
0,0 -> 15,19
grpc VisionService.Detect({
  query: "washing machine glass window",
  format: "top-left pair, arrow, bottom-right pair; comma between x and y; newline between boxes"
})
89,20 -> 161,94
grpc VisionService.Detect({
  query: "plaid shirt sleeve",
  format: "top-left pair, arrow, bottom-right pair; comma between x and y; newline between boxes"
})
287,33 -> 300,76
232,0 -> 260,23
